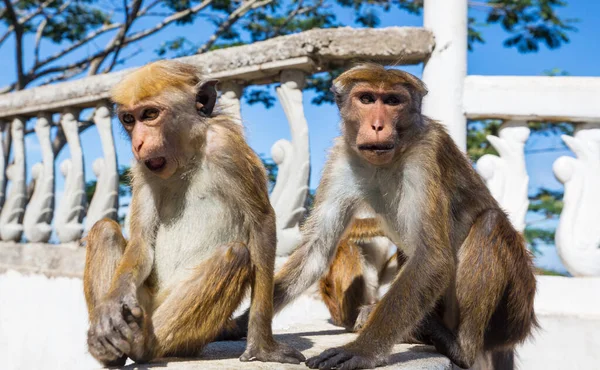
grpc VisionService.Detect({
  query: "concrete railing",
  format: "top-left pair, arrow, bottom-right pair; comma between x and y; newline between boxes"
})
464,76 -> 600,277
0,27 -> 434,276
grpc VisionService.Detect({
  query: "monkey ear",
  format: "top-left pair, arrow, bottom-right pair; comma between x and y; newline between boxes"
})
330,85 -> 344,107
195,79 -> 219,116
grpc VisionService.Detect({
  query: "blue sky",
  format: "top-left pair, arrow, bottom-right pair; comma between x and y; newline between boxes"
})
0,1 -> 598,272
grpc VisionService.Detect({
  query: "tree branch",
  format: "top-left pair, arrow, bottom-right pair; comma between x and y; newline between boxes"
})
88,0 -> 143,75
34,0 -> 72,66
0,0 -> 57,48
33,23 -> 122,71
124,0 -> 214,46
2,0 -> 25,89
197,0 -> 274,53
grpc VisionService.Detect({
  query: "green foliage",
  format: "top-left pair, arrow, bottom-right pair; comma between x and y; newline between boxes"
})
0,0 -> 576,92
486,0 -> 577,53
467,120 -> 501,162
85,166 -> 132,204
260,155 -> 278,191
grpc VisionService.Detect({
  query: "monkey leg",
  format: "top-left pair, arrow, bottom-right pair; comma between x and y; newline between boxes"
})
84,219 -> 127,317
147,242 -> 252,359
425,209 -> 533,369
84,219 -> 132,366
320,239 -> 369,331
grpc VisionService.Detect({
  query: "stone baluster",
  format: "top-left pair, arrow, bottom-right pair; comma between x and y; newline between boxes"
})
55,110 -> 86,242
0,118 -> 27,241
476,120 -> 530,232
553,123 -> 600,276
0,122 -> 9,210
219,81 -> 244,123
23,115 -> 55,242
84,104 -> 119,231
271,69 -> 310,255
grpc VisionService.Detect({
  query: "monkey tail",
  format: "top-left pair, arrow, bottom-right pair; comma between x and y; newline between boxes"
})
469,349 -> 515,370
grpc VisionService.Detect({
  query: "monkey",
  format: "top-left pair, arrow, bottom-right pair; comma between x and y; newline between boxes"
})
319,217 -> 403,332
83,60 -> 305,367
221,63 -> 537,370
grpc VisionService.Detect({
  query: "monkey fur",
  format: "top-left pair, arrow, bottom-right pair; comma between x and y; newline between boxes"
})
83,60 -> 304,366
223,63 -> 537,370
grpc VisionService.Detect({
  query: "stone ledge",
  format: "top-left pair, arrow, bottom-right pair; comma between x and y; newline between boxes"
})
118,302 -> 451,370
0,241 -> 84,278
0,27 -> 434,119
123,342 -> 450,369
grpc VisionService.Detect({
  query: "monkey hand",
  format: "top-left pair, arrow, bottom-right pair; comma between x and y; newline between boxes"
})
305,343 -> 387,370
87,292 -> 146,365
240,339 -> 306,364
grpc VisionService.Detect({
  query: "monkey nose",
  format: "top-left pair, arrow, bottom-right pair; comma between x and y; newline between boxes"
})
133,139 -> 144,154
371,123 -> 384,132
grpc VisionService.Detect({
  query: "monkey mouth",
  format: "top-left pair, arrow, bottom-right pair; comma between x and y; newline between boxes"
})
358,143 -> 395,154
144,157 -> 167,172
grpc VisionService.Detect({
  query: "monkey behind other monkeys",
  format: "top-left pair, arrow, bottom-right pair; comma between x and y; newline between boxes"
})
83,60 -> 304,366
320,217 -> 402,331
222,63 -> 537,370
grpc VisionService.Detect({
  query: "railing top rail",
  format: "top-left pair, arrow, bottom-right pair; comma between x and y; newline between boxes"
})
464,75 -> 600,123
0,27 -> 434,119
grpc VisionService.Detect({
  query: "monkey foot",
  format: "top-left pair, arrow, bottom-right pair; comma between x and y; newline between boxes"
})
306,346 -> 387,370
240,341 -> 306,364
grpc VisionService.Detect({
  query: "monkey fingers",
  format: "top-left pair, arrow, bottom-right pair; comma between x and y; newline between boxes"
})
240,340 -> 306,364
306,346 -> 387,370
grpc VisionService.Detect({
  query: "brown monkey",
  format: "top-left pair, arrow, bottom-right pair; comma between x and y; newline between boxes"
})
83,60 -> 304,366
319,217 -> 402,331
224,63 -> 537,370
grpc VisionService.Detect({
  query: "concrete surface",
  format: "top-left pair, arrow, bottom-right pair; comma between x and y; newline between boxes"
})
516,275 -> 600,369
3,272 -> 600,370
0,270 -> 450,370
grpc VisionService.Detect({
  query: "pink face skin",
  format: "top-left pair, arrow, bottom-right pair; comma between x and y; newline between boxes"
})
118,102 -> 181,179
347,84 -> 412,166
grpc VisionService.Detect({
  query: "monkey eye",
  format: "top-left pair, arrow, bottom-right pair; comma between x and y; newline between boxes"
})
120,113 -> 135,127
359,93 -> 376,104
142,108 -> 160,121
384,95 -> 403,106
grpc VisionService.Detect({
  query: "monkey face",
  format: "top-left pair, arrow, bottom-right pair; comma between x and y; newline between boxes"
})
118,102 -> 183,179
344,84 -> 413,166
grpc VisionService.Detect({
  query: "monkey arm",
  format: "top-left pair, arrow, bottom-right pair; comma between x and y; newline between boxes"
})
106,188 -> 155,299
273,160 -> 361,313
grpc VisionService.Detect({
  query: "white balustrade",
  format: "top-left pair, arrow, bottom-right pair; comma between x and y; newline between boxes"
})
553,123 -> 600,276
0,118 -> 27,241
477,121 -> 530,232
219,81 -> 244,123
0,122 -> 8,210
23,115 -> 55,242
55,110 -> 86,242
84,104 -> 119,231
271,69 -> 311,255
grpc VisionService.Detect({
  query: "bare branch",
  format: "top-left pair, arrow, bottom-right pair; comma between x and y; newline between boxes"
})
2,0 -> 25,89
0,0 -> 57,47
197,0 -> 274,53
34,0 -> 72,65
0,82 -> 16,94
88,0 -> 144,75
268,0 -> 325,39
33,23 -> 122,69
39,66 -> 86,85
124,0 -> 214,45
